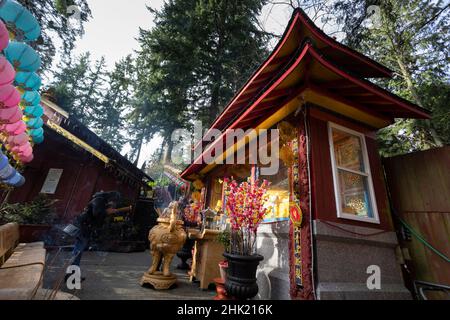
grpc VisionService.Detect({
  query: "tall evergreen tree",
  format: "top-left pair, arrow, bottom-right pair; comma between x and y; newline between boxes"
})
133,0 -> 269,163
47,53 -> 134,151
329,0 -> 450,155
18,0 -> 91,71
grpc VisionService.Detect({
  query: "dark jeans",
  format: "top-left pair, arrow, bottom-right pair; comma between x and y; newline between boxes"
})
71,235 -> 89,267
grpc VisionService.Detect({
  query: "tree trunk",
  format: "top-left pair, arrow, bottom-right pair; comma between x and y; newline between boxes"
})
163,139 -> 174,165
395,56 -> 443,147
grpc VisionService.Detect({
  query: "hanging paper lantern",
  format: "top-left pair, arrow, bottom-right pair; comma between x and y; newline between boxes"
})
0,151 -> 8,169
0,20 -> 9,51
0,105 -> 22,123
7,131 -> 27,145
24,116 -> 42,129
32,133 -> 43,144
3,171 -> 25,187
0,161 -> 15,180
1,119 -> 26,135
20,89 -> 40,106
0,84 -> 20,107
0,56 -> 16,86
0,104 -> 17,119
23,104 -> 43,117
14,71 -> 41,91
4,41 -> 41,72
27,126 -> 42,138
19,152 -> 32,163
0,0 -> 41,41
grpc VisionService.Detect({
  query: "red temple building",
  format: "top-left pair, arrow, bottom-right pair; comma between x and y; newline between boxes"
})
180,8 -> 429,299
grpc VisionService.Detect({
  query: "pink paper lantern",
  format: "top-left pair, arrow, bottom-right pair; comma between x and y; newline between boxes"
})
7,132 -> 28,145
1,120 -> 26,135
19,153 -> 33,163
0,20 -> 8,51
0,56 -> 16,86
0,106 -> 18,120
12,142 -> 31,156
0,84 -> 20,108
3,107 -> 23,123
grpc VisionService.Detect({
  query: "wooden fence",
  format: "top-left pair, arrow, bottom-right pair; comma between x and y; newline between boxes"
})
383,147 -> 450,290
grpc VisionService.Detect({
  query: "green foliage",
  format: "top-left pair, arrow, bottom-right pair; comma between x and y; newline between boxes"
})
46,53 -> 136,152
0,195 -> 58,225
17,0 -> 91,71
216,229 -> 231,252
328,0 -> 450,155
133,0 -> 269,161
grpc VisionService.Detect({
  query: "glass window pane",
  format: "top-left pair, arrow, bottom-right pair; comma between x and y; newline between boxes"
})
332,128 -> 365,172
337,169 -> 373,218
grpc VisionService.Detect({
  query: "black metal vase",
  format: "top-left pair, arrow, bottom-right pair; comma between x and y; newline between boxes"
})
223,252 -> 264,300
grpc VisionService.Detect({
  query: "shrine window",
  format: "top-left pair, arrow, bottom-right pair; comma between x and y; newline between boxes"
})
328,122 -> 380,224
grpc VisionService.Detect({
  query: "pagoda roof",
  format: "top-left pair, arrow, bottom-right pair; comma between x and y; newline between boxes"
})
181,8 -> 430,179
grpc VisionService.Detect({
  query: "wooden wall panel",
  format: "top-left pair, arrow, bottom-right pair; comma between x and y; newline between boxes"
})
383,147 -> 450,286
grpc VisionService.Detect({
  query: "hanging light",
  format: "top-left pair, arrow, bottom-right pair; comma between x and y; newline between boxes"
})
0,0 -> 41,41
4,41 -> 41,72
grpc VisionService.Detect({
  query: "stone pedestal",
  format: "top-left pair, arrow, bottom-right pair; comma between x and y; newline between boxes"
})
140,271 -> 177,290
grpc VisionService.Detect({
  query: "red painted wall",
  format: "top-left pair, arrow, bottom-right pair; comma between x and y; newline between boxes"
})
308,107 -> 393,231
5,130 -> 141,222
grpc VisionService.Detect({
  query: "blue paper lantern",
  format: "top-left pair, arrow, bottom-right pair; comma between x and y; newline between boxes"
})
32,133 -> 43,144
0,162 -> 15,180
0,0 -> 41,41
28,126 -> 43,138
4,41 -> 41,72
21,89 -> 40,106
0,152 -> 8,170
4,171 -> 25,187
23,104 -> 43,118
25,116 -> 43,129
14,71 -> 41,91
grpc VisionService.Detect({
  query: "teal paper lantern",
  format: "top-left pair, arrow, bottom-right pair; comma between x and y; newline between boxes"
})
0,0 -> 41,41
21,90 -> 40,106
28,126 -> 43,138
4,41 -> 41,72
23,104 -> 43,118
14,71 -> 41,91
32,133 -> 43,144
25,116 -> 43,129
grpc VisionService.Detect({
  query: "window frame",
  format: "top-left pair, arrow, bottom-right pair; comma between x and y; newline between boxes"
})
328,122 -> 380,224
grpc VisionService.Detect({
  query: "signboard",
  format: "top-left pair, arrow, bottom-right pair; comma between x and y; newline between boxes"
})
40,168 -> 63,194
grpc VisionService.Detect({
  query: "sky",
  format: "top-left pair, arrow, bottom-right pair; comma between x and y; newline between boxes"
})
67,1 -> 303,167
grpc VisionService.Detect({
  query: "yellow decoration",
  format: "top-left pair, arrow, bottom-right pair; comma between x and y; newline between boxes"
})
191,191 -> 201,202
280,144 -> 295,166
192,179 -> 204,190
277,121 -> 297,145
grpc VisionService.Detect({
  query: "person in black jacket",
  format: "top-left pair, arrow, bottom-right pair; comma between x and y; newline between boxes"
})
70,191 -> 121,267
